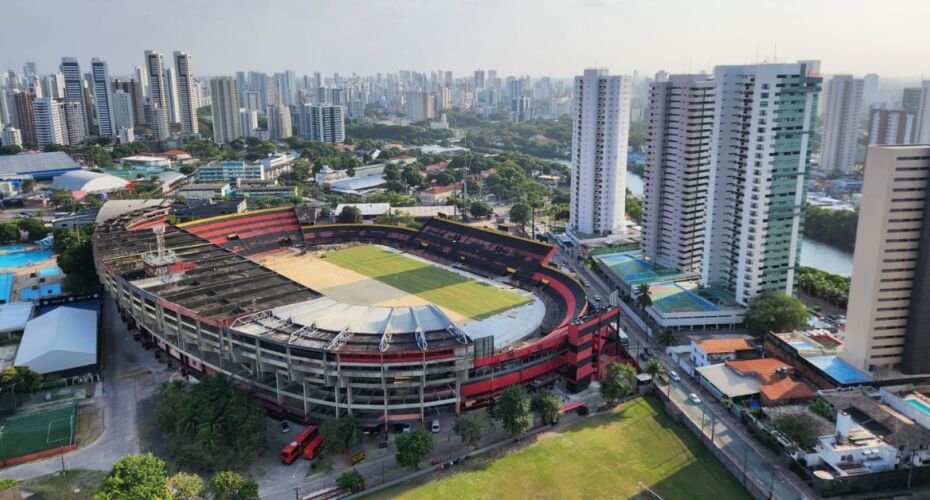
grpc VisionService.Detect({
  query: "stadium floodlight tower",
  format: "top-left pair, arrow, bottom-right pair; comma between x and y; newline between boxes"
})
142,226 -> 182,282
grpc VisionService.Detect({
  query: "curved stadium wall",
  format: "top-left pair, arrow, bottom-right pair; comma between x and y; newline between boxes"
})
93,206 -> 619,424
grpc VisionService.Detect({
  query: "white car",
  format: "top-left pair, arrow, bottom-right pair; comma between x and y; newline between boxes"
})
669,371 -> 680,382
688,393 -> 701,405
431,419 -> 440,433
401,423 -> 412,433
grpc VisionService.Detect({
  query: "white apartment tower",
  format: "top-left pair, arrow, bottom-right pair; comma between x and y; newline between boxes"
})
299,104 -> 345,144
267,105 -> 292,140
642,74 -> 715,273
842,145 -> 930,373
239,109 -> 258,138
210,77 -> 242,145
569,68 -> 632,237
112,90 -> 135,131
915,81 -> 930,144
144,50 -> 169,129
32,98 -> 65,150
820,75 -> 864,174
91,58 -> 117,137
173,51 -> 199,135
702,63 -> 821,305
59,58 -> 87,140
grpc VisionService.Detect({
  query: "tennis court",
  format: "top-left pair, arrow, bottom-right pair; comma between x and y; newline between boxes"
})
649,281 -> 737,314
0,400 -> 77,461
595,251 -> 682,284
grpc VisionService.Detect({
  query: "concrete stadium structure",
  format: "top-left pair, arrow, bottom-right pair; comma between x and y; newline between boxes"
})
93,205 -> 625,425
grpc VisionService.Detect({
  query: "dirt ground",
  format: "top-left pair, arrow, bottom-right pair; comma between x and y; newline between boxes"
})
257,249 -> 469,323
74,404 -> 104,448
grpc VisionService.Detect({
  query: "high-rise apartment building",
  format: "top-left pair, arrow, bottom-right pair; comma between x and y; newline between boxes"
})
510,96 -> 532,123
405,91 -> 435,122
474,70 -> 486,89
239,109 -> 258,138
569,68 -> 632,237
59,58 -> 87,140
868,108 -> 915,145
701,63 -> 821,305
173,51 -> 199,135
62,101 -> 87,145
210,77 -> 242,145
820,75 -> 864,173
642,73 -> 715,273
10,91 -> 36,147
112,78 -> 145,126
1,127 -> 22,147
842,145 -> 930,374
144,50 -> 169,129
902,87 -> 922,114
112,90 -> 135,131
915,81 -> 930,144
299,104 -> 344,144
267,105 -> 292,140
32,98 -> 65,150
91,58 -> 117,137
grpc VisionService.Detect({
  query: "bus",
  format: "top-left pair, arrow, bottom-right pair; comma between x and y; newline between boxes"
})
280,425 -> 324,464
618,327 -> 630,346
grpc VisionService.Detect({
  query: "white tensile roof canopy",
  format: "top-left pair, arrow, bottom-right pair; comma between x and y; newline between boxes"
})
14,307 -> 97,374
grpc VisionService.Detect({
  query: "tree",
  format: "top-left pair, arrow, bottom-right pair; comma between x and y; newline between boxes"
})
531,390 -> 562,425
644,358 -> 664,381
453,409 -> 489,447
0,223 -> 19,243
337,206 -> 362,224
56,225 -> 100,293
336,469 -> 365,493
601,362 -> 637,404
16,218 -> 49,241
19,178 -> 35,193
0,366 -> 43,394
51,189 -> 78,212
509,202 -> 531,228
210,471 -> 258,500
401,164 -> 424,187
657,327 -> 676,348
167,472 -> 206,500
321,415 -> 362,456
394,430 -> 434,469
744,291 -> 809,335
156,376 -> 266,472
634,283 -> 652,310
772,414 -> 819,452
95,453 -> 170,499
469,199 -> 493,218
497,385 -> 533,436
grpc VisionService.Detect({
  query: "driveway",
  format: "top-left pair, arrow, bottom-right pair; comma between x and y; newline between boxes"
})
3,294 -> 165,480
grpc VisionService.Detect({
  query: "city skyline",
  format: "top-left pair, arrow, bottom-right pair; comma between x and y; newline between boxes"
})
4,0 -> 930,79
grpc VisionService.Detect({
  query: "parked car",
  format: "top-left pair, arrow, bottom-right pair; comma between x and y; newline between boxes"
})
278,420 -> 291,433
431,419 -> 441,433
401,423 -> 412,433
688,393 -> 701,404
669,371 -> 680,382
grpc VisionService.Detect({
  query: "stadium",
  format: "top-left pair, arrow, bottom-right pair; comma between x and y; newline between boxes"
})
93,204 -> 623,425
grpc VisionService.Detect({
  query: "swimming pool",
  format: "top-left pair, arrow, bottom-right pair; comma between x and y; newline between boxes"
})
0,245 -> 54,269
0,273 -> 12,303
906,398 -> 930,415
38,266 -> 61,277
20,283 -> 61,300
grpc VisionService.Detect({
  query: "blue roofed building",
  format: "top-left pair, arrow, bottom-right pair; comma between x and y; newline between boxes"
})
0,152 -> 81,181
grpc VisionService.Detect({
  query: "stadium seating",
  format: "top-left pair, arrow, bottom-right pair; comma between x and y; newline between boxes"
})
532,266 -> 587,329
303,225 -> 418,247
180,207 -> 304,256
411,219 -> 555,279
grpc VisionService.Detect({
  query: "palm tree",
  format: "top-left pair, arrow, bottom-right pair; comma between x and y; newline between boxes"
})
634,283 -> 652,310
657,327 -> 676,348
645,357 -> 664,380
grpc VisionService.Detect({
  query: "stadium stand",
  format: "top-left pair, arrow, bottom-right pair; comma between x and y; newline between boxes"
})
178,206 -> 304,256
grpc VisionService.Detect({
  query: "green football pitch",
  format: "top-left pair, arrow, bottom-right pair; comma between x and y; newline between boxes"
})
0,403 -> 75,461
325,245 -> 531,320
375,398 -> 749,500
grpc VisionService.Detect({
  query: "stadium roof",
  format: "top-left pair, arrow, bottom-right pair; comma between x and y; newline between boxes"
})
95,199 -> 170,224
51,170 -> 129,193
0,152 -> 80,177
14,307 -> 97,374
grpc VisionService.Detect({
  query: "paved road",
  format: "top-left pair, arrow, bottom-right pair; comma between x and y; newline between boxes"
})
2,294 -> 165,480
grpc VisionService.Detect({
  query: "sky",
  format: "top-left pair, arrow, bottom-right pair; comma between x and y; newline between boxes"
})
3,0 -> 929,80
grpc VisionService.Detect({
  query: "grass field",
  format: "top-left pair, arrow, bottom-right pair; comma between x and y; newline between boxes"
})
0,403 -> 76,460
375,398 -> 749,500
325,245 -> 531,320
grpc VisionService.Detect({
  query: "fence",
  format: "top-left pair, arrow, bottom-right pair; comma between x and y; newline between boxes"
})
0,391 -> 78,466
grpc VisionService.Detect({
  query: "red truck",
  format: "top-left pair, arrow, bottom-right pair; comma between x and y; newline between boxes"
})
280,425 -> 324,464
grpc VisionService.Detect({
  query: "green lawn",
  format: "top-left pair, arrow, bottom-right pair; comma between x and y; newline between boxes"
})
375,398 -> 749,500
325,245 -> 531,320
